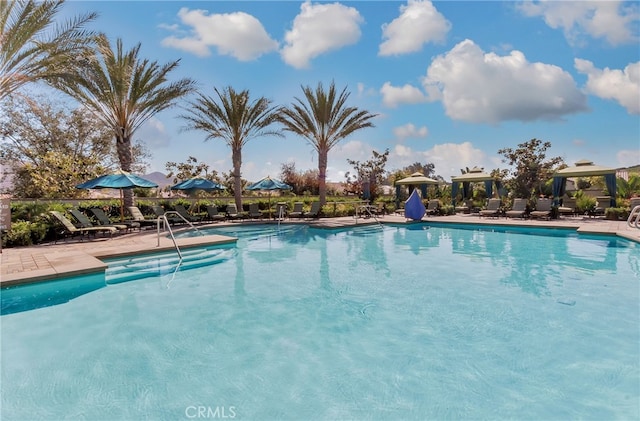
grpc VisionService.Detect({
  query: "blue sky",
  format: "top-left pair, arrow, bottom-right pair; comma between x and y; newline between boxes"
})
62,0 -> 639,182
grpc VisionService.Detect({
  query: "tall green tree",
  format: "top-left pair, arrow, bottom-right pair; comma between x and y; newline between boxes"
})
345,148 -> 389,200
278,81 -> 377,205
51,34 -> 196,207
0,0 -> 97,99
0,94 -> 146,198
180,86 -> 282,210
498,138 -> 564,199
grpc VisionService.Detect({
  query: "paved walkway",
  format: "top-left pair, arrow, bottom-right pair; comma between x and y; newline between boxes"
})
2,214 -> 638,286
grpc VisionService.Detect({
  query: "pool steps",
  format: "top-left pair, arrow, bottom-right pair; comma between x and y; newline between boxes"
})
105,247 -> 235,284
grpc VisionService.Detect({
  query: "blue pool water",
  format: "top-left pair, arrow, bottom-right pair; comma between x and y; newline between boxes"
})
1,223 -> 639,420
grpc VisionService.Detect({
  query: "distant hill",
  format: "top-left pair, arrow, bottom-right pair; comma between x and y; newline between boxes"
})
144,172 -> 173,189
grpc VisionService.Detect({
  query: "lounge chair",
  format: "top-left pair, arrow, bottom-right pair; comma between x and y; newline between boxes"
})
127,206 -> 161,227
173,204 -> 202,223
226,204 -> 246,221
455,199 -> 472,214
69,208 -> 127,233
205,205 -> 225,222
505,198 -> 528,219
530,198 -> 553,220
248,203 -> 263,220
152,205 -> 184,224
593,196 -> 612,217
479,198 -> 502,218
373,202 -> 386,217
49,210 -> 116,241
90,208 -> 140,231
304,201 -> 321,219
288,202 -> 304,219
425,199 -> 440,216
557,197 -> 577,217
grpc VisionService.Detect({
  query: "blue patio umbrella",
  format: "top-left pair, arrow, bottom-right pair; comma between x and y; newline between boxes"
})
170,177 -> 225,193
76,170 -> 158,221
246,176 -> 292,218
170,177 -> 226,212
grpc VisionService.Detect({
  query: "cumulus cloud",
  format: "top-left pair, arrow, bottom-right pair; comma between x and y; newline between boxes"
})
390,141 -> 492,181
575,59 -> 640,114
281,1 -> 363,69
379,0 -> 451,56
421,39 -> 588,123
380,82 -> 427,108
138,118 -> 171,148
161,8 -> 279,60
393,123 -> 429,141
518,0 -> 639,46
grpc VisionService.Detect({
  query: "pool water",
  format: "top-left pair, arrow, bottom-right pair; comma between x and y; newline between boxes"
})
1,224 -> 639,420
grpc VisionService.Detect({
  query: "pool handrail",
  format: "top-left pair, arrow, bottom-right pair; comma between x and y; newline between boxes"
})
156,211 -> 202,259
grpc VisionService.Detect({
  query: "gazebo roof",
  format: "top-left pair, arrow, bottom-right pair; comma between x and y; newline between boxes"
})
554,160 -> 616,177
450,167 -> 495,182
395,172 -> 439,186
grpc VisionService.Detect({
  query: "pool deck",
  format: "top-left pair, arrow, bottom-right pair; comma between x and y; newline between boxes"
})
1,213 -> 638,286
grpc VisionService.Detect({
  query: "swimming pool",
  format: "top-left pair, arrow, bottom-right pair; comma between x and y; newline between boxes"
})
2,223 -> 638,420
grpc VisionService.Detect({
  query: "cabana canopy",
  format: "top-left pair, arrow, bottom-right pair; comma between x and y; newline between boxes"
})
394,172 -> 439,207
395,172 -> 439,186
450,167 -> 502,206
552,160 -> 616,207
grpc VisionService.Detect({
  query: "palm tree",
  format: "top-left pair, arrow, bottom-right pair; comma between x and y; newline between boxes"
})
180,86 -> 283,210
53,34 -> 196,208
278,81 -> 377,205
0,0 -> 97,100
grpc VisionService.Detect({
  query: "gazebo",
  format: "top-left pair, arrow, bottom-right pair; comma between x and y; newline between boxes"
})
450,167 -> 502,206
394,172 -> 439,208
552,160 -> 617,207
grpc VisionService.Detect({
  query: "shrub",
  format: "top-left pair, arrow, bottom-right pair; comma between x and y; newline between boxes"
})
605,207 -> 629,220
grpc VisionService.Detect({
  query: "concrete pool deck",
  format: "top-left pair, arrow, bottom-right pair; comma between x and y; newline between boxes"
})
1,213 -> 638,286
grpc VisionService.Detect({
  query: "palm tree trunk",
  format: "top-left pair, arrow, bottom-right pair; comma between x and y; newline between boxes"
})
318,148 -> 328,206
232,147 -> 243,210
116,132 -> 134,208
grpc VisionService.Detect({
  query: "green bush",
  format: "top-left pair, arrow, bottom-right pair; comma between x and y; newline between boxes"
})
2,219 -> 48,247
605,207 -> 629,220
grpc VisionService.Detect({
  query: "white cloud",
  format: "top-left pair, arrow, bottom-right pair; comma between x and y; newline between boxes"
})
161,8 -> 279,60
393,123 -> 429,141
422,39 -> 588,123
281,1 -> 363,69
575,59 -> 640,114
389,141 -> 492,181
379,0 -> 451,56
138,117 -> 171,148
380,82 -> 427,108
518,0 -> 639,46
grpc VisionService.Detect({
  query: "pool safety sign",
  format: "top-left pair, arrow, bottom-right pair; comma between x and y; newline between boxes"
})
0,199 -> 10,230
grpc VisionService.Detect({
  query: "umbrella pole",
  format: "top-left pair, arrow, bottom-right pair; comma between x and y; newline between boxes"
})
119,189 -> 124,222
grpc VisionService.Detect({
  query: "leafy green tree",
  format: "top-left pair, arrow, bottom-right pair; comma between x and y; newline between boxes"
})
0,95 -> 147,198
345,148 -> 389,200
617,173 -> 640,199
280,162 -> 319,196
51,34 -> 196,208
165,156 -> 220,184
180,86 -> 282,210
0,0 -> 97,99
278,81 -> 377,206
498,138 -> 564,199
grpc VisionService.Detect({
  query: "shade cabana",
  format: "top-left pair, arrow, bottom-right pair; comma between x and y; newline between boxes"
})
552,160 -> 617,207
450,167 -> 502,206
394,172 -> 439,207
